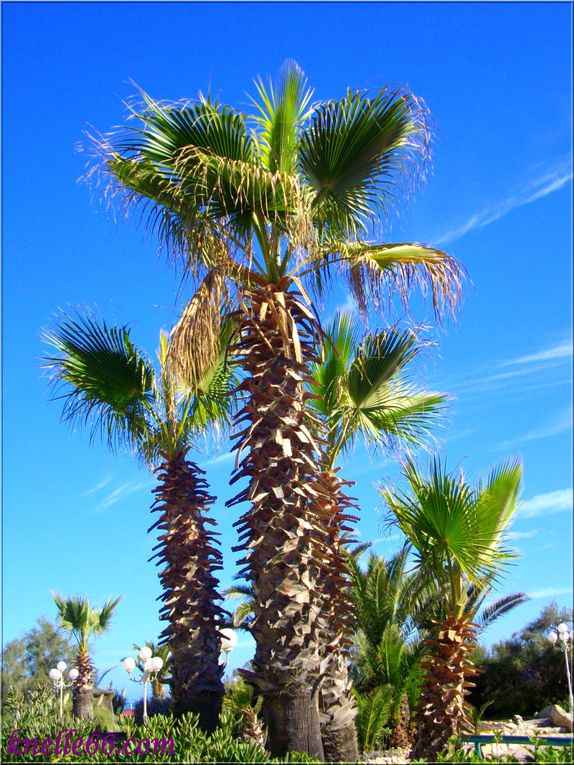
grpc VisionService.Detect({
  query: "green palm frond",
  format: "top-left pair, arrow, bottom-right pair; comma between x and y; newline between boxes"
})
474,592 -> 530,630
223,584 -> 255,629
52,593 -> 121,649
43,312 -> 155,451
311,316 -> 447,466
251,60 -> 314,175
299,86 -> 431,240
381,457 -> 523,614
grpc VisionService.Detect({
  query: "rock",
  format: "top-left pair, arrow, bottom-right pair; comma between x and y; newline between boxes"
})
513,714 -> 524,726
536,705 -> 555,719
550,704 -> 574,732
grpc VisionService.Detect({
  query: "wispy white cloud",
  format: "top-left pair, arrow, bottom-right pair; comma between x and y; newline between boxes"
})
497,406 -> 572,449
202,451 -> 235,468
507,529 -> 539,541
436,158 -> 572,245
502,339 -> 573,367
81,476 -> 114,497
527,586 -> 573,599
335,291 -> 357,316
92,479 -> 153,513
519,488 -> 573,519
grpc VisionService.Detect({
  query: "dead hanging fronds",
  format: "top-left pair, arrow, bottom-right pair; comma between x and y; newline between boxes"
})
167,269 -> 228,389
341,241 -> 464,321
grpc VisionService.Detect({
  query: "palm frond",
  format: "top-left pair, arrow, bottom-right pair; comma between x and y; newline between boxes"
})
475,592 -> 530,630
167,269 -> 228,390
43,312 -> 155,451
299,86 -> 432,240
251,60 -> 314,174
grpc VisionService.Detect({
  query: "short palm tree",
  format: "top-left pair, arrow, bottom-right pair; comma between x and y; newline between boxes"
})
52,594 -> 120,719
381,457 -> 522,758
89,62 -> 462,758
44,312 -> 237,730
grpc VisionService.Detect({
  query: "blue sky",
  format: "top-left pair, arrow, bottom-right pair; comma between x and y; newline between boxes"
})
3,2 -> 572,701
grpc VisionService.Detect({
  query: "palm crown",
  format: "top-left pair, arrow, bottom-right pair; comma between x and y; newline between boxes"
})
381,458 -> 522,616
90,63 -> 462,380
310,313 -> 447,468
43,312 -> 237,463
52,593 -> 120,653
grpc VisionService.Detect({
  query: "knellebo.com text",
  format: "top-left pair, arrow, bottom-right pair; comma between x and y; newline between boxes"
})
6,728 -> 175,758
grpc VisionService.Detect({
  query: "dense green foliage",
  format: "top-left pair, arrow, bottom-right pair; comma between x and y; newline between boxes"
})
470,603 -> 573,718
1,619 -> 75,703
1,688 -> 320,763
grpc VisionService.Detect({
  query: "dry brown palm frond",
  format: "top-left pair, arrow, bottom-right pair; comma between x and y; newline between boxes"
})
167,269 -> 228,389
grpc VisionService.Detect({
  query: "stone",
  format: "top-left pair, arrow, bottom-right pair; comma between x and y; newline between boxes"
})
536,705 -> 555,719
549,704 -> 574,732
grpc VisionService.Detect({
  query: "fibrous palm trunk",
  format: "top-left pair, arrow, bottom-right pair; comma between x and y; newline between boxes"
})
313,469 -> 360,763
73,647 -> 94,719
412,614 -> 479,760
388,693 -> 414,749
228,279 -> 335,760
150,452 -> 225,731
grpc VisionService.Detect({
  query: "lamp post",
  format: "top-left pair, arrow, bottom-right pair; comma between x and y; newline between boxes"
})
220,627 -> 237,668
122,646 -> 164,723
49,661 -> 79,720
548,623 -> 573,714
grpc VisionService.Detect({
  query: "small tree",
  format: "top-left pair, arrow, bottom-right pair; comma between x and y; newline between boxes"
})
382,457 -> 522,758
52,594 -> 121,719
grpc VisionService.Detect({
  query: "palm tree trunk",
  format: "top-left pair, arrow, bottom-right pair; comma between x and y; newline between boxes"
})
150,452 -> 225,732
228,280 -> 333,760
412,614 -> 479,759
313,469 -> 360,763
73,647 -> 94,719
388,693 -> 414,749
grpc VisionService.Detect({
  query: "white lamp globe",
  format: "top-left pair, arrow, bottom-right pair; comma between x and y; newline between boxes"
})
549,631 -> 558,644
69,668 -> 79,681
559,630 -> 568,643
138,646 -> 153,661
49,668 -> 62,681
151,656 -> 164,672
143,658 -> 154,673
122,657 -> 136,673
220,628 -> 238,654
558,623 -> 569,634
57,661 -> 67,672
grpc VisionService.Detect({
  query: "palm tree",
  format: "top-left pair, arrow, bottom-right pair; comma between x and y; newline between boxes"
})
44,312 -> 237,730
381,457 -> 522,758
89,62 -> 462,758
52,594 -> 120,719
307,313 -> 447,759
348,547 -> 528,750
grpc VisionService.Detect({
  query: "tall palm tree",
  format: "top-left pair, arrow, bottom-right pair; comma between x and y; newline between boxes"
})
52,594 -> 120,719
89,62 -> 462,757
381,457 -> 522,759
44,312 -> 237,730
307,313 -> 446,760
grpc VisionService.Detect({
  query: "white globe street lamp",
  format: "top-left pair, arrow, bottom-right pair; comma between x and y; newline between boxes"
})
49,662 -> 79,720
219,628 -> 238,668
122,645 -> 164,722
549,624 -> 573,714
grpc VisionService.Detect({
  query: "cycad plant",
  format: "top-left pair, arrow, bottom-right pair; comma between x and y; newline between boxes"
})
89,62 -> 462,757
381,457 -> 522,758
44,312 -> 237,730
52,594 -> 120,719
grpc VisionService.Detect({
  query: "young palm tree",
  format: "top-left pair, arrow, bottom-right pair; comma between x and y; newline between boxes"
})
52,594 -> 120,719
44,312 -> 237,730
381,457 -> 522,759
88,62 -> 462,757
